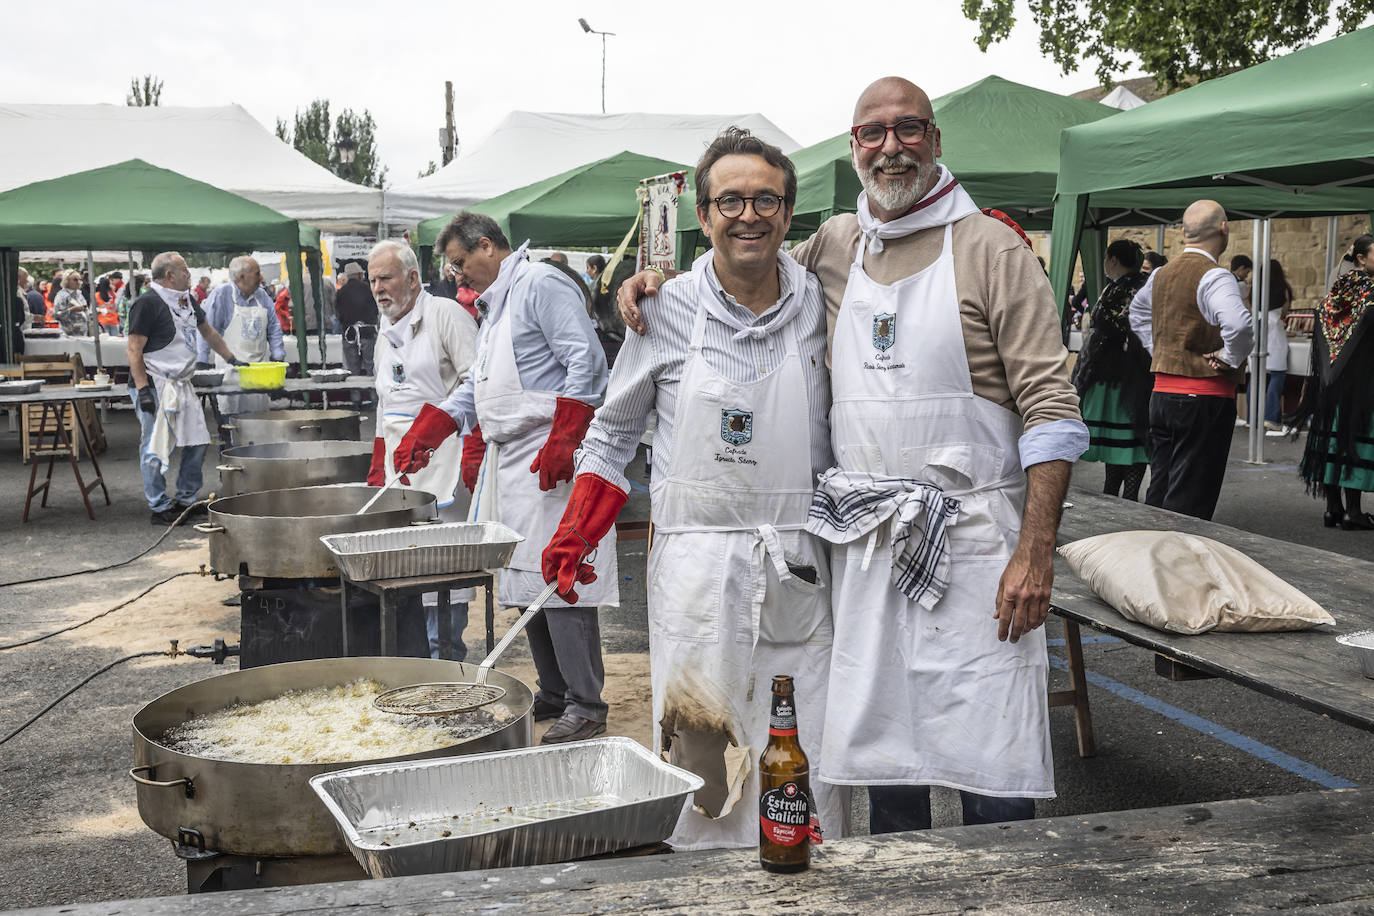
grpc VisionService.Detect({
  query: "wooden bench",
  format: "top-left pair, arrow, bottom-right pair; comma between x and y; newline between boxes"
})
1048,486 -> 1374,758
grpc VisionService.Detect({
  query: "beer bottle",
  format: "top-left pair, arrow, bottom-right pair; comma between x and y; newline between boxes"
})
759,675 -> 819,873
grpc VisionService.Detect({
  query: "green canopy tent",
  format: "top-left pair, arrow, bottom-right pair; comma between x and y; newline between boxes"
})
417,151 -> 693,276
1049,25 -> 1374,462
0,159 -> 323,367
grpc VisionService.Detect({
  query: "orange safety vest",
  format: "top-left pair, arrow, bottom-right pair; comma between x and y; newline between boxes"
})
95,292 -> 120,326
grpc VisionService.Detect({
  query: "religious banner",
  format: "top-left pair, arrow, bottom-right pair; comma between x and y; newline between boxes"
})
638,171 -> 687,274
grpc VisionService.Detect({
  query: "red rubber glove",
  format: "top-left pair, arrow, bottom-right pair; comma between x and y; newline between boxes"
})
530,397 -> 595,491
393,403 -> 458,475
542,474 -> 627,604
461,424 -> 486,493
367,437 -> 387,487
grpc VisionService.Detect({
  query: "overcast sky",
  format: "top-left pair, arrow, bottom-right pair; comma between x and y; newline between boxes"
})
5,0 -> 1155,183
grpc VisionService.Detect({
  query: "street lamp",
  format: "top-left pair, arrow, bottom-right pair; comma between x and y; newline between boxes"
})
578,17 -> 614,114
334,130 -> 358,181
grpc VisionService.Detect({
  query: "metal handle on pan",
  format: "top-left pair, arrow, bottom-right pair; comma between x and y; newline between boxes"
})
129,765 -> 195,797
193,523 -> 225,534
215,465 -> 241,473
297,424 -> 321,431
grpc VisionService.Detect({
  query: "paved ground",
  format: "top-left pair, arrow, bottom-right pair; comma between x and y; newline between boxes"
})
1,405 -> 1371,910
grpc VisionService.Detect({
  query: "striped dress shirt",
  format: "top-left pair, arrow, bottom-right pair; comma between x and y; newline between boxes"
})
576,255 -> 832,495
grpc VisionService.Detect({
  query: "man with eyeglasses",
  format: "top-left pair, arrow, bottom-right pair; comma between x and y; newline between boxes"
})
619,78 -> 1086,835
397,211 -> 617,746
541,127 -> 847,850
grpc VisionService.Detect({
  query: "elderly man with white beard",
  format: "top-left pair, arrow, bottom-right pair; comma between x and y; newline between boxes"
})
366,240 -> 480,660
620,77 -> 1087,834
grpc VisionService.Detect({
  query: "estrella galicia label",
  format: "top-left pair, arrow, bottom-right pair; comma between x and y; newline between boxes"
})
392,363 -> 406,383
720,408 -> 752,446
760,782 -> 810,846
872,312 -> 896,352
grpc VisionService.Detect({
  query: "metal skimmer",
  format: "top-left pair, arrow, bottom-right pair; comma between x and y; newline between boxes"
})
374,581 -> 560,716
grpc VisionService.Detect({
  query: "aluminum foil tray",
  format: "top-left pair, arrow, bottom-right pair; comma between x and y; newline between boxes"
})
1337,630 -> 1374,678
320,521 -> 524,581
310,737 -> 703,877
0,380 -> 43,394
310,369 -> 351,382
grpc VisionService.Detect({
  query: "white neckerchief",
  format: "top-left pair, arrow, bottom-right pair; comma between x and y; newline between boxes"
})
855,165 -> 981,254
380,291 -> 426,348
475,241 -> 531,325
694,249 -> 808,342
151,281 -> 192,310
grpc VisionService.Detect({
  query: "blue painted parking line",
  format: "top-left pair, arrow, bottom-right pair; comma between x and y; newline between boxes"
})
1047,635 -> 1122,647
1047,655 -> 1358,789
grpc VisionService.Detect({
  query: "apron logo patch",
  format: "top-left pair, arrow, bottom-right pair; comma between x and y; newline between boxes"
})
241,312 -> 264,340
873,313 -> 896,352
392,363 -> 406,383
720,409 -> 753,446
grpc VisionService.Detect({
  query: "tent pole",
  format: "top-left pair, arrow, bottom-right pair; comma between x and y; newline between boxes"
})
1325,216 -> 1339,287
1246,220 -> 1271,464
87,250 -> 103,374
1156,224 -> 1165,254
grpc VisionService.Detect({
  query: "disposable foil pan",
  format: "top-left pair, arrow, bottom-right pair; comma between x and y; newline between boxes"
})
1336,630 -> 1374,678
320,521 -> 524,581
0,380 -> 43,394
310,737 -> 703,877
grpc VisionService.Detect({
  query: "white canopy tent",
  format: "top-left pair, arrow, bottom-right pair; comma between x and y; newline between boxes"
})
0,103 -> 383,232
1100,85 -> 1148,110
383,111 -> 800,226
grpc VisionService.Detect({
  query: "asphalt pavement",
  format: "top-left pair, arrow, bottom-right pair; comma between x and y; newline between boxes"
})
1,406 -> 1372,909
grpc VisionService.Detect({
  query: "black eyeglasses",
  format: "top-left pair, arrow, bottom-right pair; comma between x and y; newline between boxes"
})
850,117 -> 933,149
711,193 -> 783,219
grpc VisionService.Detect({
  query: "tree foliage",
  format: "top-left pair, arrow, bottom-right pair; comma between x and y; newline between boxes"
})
418,160 -> 439,179
126,74 -> 163,106
961,0 -> 1374,88
275,99 -> 388,189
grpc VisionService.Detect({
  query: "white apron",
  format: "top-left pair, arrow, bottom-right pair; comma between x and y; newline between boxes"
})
215,295 -> 271,415
375,305 -> 473,602
649,275 -> 846,851
471,255 -> 618,608
144,295 -> 211,470
822,224 -> 1054,798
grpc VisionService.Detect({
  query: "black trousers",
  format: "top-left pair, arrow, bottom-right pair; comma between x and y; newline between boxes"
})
1145,392 -> 1236,520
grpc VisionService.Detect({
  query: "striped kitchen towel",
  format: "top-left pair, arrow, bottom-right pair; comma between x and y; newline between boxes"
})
805,469 -> 960,610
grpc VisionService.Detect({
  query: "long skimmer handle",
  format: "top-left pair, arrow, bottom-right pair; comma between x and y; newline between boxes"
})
476,581 -> 560,685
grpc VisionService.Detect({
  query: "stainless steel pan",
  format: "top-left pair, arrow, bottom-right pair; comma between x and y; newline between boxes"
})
216,440 -> 373,497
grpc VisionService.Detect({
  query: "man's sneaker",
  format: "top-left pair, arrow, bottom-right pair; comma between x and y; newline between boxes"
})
178,501 -> 208,518
150,507 -> 182,525
531,698 -> 565,722
539,713 -> 607,745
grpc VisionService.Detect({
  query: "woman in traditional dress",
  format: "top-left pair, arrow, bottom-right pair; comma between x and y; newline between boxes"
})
1072,239 -> 1151,500
1296,234 -> 1374,529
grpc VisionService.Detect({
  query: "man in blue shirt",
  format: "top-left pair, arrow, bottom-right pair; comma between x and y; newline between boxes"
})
395,212 -> 617,745
199,256 -> 284,419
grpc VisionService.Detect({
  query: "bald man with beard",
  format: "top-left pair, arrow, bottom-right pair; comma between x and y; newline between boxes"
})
620,78 -> 1087,834
1128,199 -> 1253,520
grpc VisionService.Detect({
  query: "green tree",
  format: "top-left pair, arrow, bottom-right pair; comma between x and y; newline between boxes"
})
961,0 -> 1374,89
418,160 -> 439,179
275,100 -> 388,189
126,74 -> 163,106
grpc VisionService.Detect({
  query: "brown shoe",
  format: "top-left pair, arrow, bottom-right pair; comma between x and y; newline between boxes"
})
539,713 -> 606,745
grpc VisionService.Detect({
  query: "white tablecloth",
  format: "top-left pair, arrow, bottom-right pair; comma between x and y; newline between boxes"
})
22,333 -> 346,367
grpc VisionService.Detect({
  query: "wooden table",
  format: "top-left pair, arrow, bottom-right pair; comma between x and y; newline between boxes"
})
1049,487 -> 1374,757
0,386 -> 115,521
27,787 -> 1374,914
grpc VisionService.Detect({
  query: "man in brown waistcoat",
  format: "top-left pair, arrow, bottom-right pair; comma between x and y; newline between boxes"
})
1128,200 -> 1253,520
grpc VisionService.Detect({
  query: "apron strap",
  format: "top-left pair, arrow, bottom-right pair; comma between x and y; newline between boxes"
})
745,524 -> 796,701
